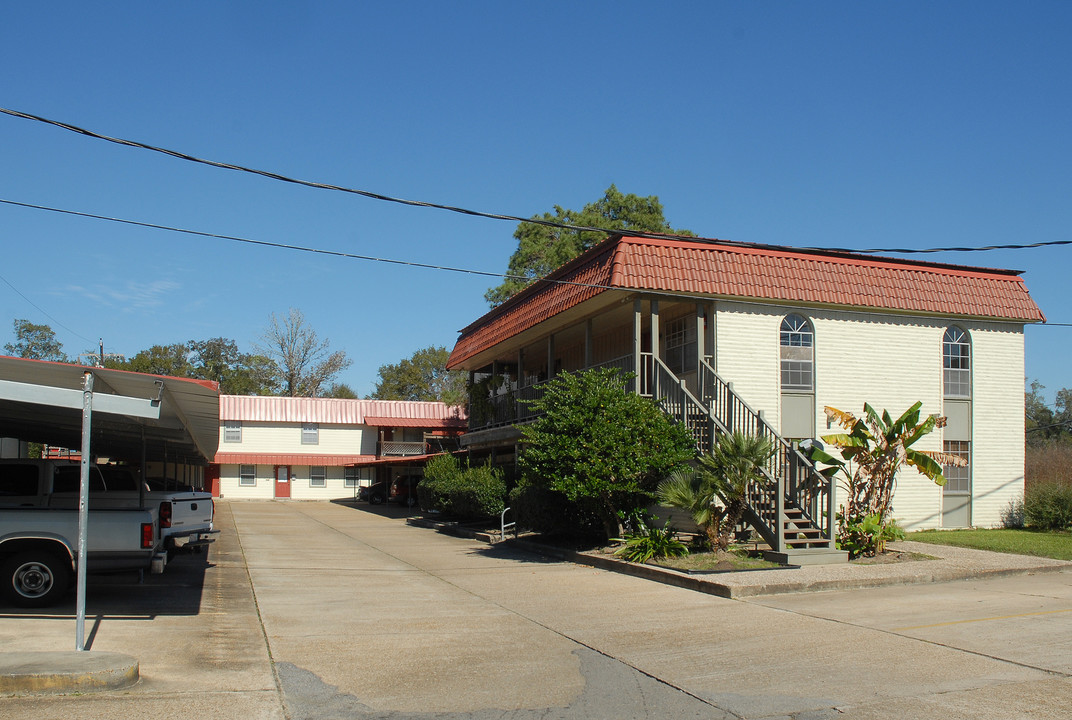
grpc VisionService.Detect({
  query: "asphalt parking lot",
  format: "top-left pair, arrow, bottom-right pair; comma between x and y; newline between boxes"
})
2,499 -> 1071,719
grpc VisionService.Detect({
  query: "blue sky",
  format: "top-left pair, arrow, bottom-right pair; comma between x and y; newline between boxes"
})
1,2 -> 1069,402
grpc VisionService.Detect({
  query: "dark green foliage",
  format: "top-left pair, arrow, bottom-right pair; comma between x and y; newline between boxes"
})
836,511 -> 905,559
417,454 -> 464,513
5,319 -> 66,361
518,368 -> 696,540
485,186 -> 692,306
1024,482 -> 1072,531
449,463 -> 506,521
614,520 -> 689,563
418,454 -> 506,521
508,481 -> 603,542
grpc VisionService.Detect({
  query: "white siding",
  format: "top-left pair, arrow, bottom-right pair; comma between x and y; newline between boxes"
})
968,323 -> 1026,527
221,422 -> 372,455
813,310 -> 945,530
218,464 -> 275,500
709,302 -> 1027,530
713,302 -> 781,423
289,465 -> 360,501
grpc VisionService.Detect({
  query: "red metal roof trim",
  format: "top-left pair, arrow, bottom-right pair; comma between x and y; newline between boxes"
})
447,235 -> 1045,369
363,416 -> 467,429
213,453 -> 375,466
220,396 -> 467,423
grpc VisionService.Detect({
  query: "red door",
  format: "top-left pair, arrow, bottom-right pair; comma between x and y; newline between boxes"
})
274,465 -> 291,499
206,465 -> 221,497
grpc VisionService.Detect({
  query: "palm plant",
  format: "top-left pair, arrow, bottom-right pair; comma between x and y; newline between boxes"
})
658,431 -> 775,551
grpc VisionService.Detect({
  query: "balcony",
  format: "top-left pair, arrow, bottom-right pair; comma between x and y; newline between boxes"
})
379,441 -> 427,457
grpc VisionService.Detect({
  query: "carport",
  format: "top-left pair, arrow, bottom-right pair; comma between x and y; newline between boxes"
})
0,355 -> 220,651
0,356 -> 219,471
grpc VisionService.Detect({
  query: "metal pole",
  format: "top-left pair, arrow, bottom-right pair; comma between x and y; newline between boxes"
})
76,371 -> 94,651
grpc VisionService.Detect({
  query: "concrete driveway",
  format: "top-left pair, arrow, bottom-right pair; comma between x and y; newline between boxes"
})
2,499 -> 1070,719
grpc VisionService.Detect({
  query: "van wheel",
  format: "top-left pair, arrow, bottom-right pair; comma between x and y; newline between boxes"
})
2,551 -> 70,608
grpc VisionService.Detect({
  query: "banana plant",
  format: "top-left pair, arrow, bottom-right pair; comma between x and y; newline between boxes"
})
808,401 -> 965,525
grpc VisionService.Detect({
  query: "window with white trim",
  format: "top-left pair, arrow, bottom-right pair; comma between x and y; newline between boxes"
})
301,423 -> 319,445
239,464 -> 256,486
310,466 -> 326,488
780,314 -> 814,391
224,420 -> 242,443
943,441 -> 971,494
943,327 -> 971,399
344,466 -> 373,488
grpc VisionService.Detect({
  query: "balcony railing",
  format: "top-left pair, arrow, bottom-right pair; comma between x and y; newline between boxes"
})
380,441 -> 427,457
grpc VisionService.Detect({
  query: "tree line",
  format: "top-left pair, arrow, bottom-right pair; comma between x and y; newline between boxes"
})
5,313 -> 470,403
5,311 -> 353,398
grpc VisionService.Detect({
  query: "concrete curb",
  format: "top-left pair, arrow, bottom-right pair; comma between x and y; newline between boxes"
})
408,517 -> 1072,598
0,651 -> 139,695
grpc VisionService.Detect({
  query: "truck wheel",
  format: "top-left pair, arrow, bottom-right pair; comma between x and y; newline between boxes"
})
2,551 -> 70,608
369,493 -> 384,505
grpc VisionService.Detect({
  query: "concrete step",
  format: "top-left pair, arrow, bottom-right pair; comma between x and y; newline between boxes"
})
763,547 -> 850,565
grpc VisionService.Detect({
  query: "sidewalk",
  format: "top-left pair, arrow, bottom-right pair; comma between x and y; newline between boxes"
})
412,517 -> 1072,598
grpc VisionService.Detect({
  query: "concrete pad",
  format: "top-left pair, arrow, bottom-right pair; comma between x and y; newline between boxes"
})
0,650 -> 138,694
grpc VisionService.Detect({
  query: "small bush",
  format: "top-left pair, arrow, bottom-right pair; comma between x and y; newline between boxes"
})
836,511 -> 905,559
1024,482 -> 1072,531
1000,495 -> 1025,529
614,520 -> 689,563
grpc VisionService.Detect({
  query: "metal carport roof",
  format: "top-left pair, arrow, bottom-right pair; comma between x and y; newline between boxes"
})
0,356 -> 220,463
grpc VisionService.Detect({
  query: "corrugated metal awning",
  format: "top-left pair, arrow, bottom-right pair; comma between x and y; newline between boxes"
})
213,452 -> 375,466
0,356 -> 220,463
363,416 -> 467,429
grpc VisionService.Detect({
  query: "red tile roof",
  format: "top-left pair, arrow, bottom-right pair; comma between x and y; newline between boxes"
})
447,235 -> 1045,369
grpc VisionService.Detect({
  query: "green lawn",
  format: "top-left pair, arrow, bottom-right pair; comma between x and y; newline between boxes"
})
907,528 -> 1072,561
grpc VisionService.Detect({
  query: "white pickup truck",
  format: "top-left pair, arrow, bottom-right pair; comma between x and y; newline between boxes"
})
0,460 -> 163,607
47,463 -> 219,558
0,459 -> 219,607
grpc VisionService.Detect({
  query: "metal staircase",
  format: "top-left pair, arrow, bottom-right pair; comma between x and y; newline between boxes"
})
641,353 -> 847,565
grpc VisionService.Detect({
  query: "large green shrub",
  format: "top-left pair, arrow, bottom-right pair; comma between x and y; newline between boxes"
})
518,368 -> 696,540
418,454 -> 463,513
1025,482 -> 1072,531
509,480 -> 603,542
448,463 -> 507,521
418,454 -> 507,521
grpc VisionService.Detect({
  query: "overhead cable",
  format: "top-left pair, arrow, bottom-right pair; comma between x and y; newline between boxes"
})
3,106 -> 1069,257
3,197 -> 1070,330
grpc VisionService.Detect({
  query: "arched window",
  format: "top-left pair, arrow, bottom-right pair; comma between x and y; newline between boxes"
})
780,314 -> 813,391
943,326 -> 971,398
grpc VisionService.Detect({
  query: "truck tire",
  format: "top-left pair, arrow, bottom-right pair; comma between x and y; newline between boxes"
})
2,551 -> 71,608
369,492 -> 384,505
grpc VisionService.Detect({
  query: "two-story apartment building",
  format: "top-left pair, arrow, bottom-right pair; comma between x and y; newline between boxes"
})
446,234 -> 1045,548
209,395 -> 466,500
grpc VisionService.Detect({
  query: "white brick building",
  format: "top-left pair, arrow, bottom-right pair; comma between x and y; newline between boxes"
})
446,234 -> 1044,541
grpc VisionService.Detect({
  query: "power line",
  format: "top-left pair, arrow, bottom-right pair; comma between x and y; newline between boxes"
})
2,105 -> 1069,257
4,196 -> 1071,331
0,197 -> 616,293
0,106 -> 681,242
0,271 -> 95,344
